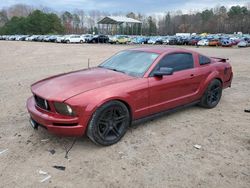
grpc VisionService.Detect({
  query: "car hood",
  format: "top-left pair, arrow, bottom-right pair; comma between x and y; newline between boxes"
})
31,67 -> 134,101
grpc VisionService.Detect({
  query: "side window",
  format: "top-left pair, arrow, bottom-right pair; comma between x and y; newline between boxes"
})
157,53 -> 194,72
199,55 -> 211,65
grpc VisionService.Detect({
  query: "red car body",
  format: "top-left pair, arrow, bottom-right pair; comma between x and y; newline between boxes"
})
27,47 -> 233,137
209,39 -> 221,46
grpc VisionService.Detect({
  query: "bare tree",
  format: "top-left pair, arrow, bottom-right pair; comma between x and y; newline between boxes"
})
7,4 -> 33,18
0,9 -> 8,27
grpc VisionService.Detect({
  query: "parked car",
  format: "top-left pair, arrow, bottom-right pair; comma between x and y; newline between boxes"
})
27,47 -> 233,146
61,35 -> 85,43
175,37 -> 189,45
148,37 -> 163,44
1,35 -> 10,40
117,35 -> 131,44
48,35 -> 58,42
15,35 -> 25,41
35,35 -> 45,42
43,35 -> 51,42
87,35 -> 109,43
209,39 -> 221,46
229,38 -> 240,45
25,35 -> 39,41
221,39 -> 233,47
55,35 -> 65,43
162,36 -> 170,44
109,35 -> 118,44
82,34 -> 94,43
188,37 -> 200,45
168,37 -> 178,45
197,39 -> 209,46
131,36 -> 149,44
237,40 -> 250,47
9,35 -> 17,40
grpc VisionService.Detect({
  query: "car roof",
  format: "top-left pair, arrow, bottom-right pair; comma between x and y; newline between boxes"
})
128,47 -> 196,54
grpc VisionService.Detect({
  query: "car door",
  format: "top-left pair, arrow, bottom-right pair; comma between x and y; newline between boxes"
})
148,52 -> 201,114
99,35 -> 104,43
75,35 -> 81,43
69,36 -> 74,42
71,36 -> 77,43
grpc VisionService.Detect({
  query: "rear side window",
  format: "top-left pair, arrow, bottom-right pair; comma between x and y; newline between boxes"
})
199,55 -> 211,65
157,53 -> 194,72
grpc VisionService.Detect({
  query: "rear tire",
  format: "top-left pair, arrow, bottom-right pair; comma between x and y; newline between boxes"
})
199,79 -> 222,108
87,101 -> 130,146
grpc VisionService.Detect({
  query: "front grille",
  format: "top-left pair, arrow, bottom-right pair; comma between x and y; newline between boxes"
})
34,95 -> 50,111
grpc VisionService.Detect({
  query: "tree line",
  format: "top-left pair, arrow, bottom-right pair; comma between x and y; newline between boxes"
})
0,10 -> 64,34
0,4 -> 249,35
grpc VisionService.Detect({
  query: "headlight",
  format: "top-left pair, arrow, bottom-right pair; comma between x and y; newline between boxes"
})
54,102 -> 75,116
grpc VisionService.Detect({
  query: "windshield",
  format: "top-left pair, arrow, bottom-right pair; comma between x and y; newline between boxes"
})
99,50 -> 159,77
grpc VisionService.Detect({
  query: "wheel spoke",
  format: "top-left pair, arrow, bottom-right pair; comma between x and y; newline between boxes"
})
102,126 -> 111,138
212,87 -> 220,92
112,125 -> 120,137
114,115 -> 126,123
99,118 -> 109,125
207,93 -> 212,103
109,108 -> 117,119
207,90 -> 212,96
213,92 -> 218,98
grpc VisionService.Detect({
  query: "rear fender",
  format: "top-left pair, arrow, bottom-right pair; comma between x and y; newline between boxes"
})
198,71 -> 222,97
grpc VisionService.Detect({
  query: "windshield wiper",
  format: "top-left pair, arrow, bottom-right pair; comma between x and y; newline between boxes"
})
100,66 -> 126,74
110,68 -> 126,74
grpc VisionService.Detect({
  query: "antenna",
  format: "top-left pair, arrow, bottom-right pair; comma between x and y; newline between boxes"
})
88,58 -> 90,69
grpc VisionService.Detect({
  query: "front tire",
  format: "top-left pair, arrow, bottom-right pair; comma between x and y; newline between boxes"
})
199,79 -> 222,108
87,101 -> 130,146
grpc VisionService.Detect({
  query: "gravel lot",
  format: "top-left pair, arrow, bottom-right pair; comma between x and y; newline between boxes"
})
0,41 -> 249,188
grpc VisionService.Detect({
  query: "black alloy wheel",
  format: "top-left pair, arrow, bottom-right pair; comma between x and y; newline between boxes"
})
87,101 -> 130,146
207,84 -> 221,105
200,79 -> 222,108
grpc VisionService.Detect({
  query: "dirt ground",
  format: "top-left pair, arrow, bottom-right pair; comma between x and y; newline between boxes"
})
0,41 -> 249,188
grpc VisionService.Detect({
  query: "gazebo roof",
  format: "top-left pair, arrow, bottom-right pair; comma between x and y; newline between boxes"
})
98,16 -> 141,24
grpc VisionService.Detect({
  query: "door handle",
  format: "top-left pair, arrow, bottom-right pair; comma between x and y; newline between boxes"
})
190,74 -> 195,79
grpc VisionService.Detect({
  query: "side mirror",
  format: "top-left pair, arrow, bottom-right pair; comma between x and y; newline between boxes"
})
154,67 -> 174,77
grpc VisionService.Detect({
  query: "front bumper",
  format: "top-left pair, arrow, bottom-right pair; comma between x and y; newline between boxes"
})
26,97 -> 88,136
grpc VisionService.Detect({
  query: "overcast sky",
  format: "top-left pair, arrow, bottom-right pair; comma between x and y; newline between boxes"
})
1,0 -> 249,13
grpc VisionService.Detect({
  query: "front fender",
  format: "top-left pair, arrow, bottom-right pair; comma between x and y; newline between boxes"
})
66,90 -> 134,120
85,95 -> 133,117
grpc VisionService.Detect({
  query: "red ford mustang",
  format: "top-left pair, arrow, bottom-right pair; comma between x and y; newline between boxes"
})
27,47 -> 233,145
